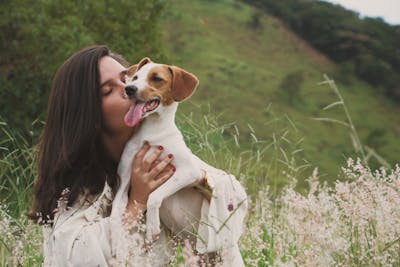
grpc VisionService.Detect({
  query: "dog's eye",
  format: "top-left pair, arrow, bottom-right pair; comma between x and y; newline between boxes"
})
152,75 -> 163,82
133,75 -> 138,81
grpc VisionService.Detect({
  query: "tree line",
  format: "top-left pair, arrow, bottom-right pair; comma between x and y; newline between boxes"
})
243,0 -> 400,102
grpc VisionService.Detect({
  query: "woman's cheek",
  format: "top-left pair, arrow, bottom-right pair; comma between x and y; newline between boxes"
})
102,99 -> 121,132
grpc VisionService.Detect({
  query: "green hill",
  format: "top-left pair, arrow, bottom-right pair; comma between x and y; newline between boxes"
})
160,0 -> 400,183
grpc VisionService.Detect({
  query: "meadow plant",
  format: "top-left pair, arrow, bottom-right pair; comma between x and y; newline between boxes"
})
314,75 -> 391,169
0,120 -> 39,216
1,102 -> 399,266
240,159 -> 400,266
176,103 -> 311,197
0,205 -> 43,266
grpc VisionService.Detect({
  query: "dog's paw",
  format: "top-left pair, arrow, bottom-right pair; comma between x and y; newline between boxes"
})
152,233 -> 160,241
145,227 -> 161,242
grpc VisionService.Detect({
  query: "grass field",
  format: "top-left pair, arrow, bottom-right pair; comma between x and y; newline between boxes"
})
159,0 -> 400,184
1,108 -> 399,266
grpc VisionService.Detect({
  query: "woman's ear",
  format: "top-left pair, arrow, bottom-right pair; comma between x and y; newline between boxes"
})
169,66 -> 199,102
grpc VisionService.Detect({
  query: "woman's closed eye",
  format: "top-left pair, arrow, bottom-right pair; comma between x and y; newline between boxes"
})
102,87 -> 113,96
101,78 -> 126,96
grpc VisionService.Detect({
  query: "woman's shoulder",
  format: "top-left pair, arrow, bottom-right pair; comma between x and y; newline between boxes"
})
48,182 -> 114,229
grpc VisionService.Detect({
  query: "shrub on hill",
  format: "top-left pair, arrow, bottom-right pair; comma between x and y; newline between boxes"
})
0,0 -> 166,131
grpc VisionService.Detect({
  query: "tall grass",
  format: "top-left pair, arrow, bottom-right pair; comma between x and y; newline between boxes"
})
313,75 -> 391,170
176,103 -> 311,197
0,79 -> 399,266
0,120 -> 42,266
0,119 -> 40,216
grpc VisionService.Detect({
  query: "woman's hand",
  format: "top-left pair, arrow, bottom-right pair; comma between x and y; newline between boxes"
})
128,142 -> 175,207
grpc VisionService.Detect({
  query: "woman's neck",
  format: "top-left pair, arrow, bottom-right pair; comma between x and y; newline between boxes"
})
101,128 -> 135,163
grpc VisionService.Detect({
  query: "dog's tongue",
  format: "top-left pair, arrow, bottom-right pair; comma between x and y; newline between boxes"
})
124,102 -> 146,127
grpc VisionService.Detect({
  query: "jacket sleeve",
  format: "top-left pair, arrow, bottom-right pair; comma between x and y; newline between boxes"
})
43,203 -> 113,267
42,184 -> 120,267
192,155 -> 248,258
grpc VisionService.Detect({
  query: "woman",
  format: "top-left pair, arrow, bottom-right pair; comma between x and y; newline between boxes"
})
30,45 -> 247,266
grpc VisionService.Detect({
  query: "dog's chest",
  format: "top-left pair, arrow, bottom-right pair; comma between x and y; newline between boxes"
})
125,122 -> 192,165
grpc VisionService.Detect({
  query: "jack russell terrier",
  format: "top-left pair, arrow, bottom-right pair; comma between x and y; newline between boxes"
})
111,57 -> 206,242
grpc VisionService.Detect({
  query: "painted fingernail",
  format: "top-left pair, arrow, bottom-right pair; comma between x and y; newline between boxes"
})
172,167 -> 176,172
158,146 -> 163,150
168,154 -> 173,158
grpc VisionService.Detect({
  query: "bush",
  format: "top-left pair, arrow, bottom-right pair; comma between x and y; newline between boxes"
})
0,0 -> 167,131
247,10 -> 263,29
277,70 -> 304,106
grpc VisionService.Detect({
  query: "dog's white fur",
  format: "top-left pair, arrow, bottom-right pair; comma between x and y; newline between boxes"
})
111,61 -> 204,241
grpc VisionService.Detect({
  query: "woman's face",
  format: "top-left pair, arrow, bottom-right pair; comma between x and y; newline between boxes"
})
99,56 -> 134,138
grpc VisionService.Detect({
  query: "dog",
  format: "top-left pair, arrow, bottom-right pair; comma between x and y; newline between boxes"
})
111,57 -> 205,242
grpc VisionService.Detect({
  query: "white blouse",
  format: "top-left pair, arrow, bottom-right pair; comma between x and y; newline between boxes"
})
43,157 -> 247,266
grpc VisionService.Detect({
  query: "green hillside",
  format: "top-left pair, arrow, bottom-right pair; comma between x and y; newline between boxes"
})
160,0 -> 400,182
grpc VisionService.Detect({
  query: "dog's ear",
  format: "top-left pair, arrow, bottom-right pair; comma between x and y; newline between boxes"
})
169,66 -> 199,102
126,64 -> 139,77
126,57 -> 152,77
136,57 -> 152,71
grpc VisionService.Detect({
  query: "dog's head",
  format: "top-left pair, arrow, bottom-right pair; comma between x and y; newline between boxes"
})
123,57 -> 199,127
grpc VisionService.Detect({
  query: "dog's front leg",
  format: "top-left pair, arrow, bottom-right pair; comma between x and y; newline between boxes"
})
111,142 -> 139,218
145,167 -> 201,241
146,194 -> 163,241
146,182 -> 179,241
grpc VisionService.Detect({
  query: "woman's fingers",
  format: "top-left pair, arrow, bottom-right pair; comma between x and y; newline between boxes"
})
129,144 -> 175,205
142,146 -> 164,171
149,154 -> 174,178
151,167 -> 175,188
133,141 -> 151,167
154,163 -> 175,180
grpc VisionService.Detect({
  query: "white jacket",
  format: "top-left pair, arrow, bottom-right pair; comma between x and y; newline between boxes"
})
43,158 -> 247,266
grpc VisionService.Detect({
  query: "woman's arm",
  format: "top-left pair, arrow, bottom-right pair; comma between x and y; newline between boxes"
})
44,143 -> 175,266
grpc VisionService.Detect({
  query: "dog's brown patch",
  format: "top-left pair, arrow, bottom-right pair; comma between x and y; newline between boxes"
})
126,61 -> 199,106
140,65 -> 175,106
169,66 -> 199,102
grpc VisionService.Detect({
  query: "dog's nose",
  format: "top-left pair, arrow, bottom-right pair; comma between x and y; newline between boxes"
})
125,85 -> 138,98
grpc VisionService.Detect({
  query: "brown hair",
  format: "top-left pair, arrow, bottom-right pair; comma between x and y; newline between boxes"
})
30,45 -> 127,223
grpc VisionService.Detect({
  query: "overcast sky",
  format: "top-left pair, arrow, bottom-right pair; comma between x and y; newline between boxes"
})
322,0 -> 400,25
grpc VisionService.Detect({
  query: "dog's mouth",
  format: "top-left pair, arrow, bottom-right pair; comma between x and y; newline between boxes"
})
124,97 -> 160,127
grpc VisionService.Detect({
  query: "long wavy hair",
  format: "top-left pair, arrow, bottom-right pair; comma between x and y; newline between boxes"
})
29,45 -> 127,224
